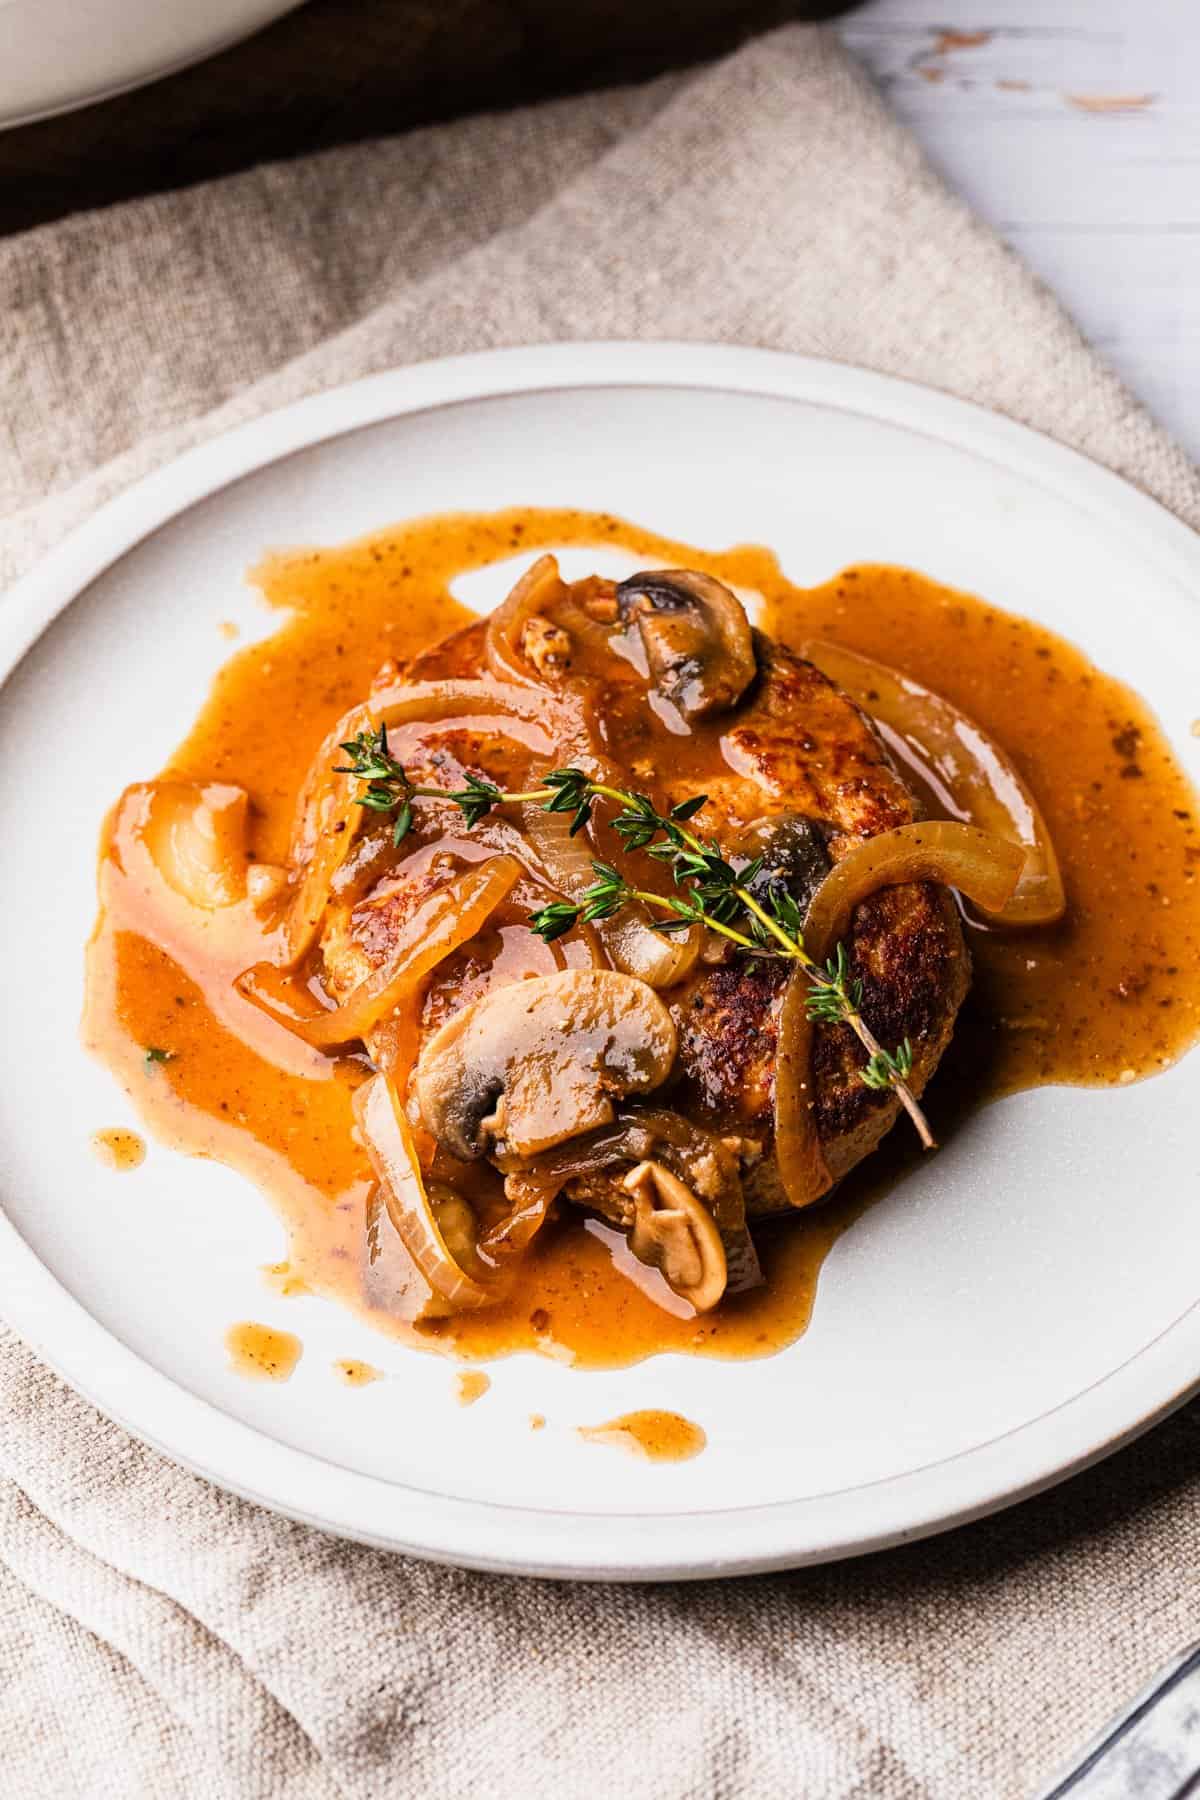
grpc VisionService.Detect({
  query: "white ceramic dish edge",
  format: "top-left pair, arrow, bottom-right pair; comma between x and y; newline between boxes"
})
2,341 -> 1199,1580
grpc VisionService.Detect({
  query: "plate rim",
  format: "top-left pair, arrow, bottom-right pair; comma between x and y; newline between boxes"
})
3,339 -> 1199,1580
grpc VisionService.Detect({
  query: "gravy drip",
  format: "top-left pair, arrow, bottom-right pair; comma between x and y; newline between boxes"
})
578,1410 -> 707,1462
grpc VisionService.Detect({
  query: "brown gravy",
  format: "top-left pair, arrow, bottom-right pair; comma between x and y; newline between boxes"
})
91,1127 -> 146,1171
579,1409 -> 708,1462
225,1321 -> 303,1382
334,1358 -> 383,1387
454,1370 -> 492,1407
261,1260 -> 312,1299
85,508 -> 1200,1369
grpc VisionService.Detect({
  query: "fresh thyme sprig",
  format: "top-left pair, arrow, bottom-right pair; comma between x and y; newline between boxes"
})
337,729 -> 625,841
335,728 -> 932,1144
337,725 -> 520,842
525,813 -> 931,1148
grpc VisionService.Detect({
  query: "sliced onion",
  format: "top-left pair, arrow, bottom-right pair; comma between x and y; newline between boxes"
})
292,678 -> 568,857
524,737 -> 702,988
355,1073 -> 497,1311
805,639 -> 1065,925
484,554 -> 570,689
525,801 -> 696,987
283,705 -> 371,963
804,822 -> 1025,966
774,966 -> 833,1210
555,593 -> 621,660
774,822 -> 1023,1206
480,1179 -> 556,1261
239,854 -> 521,1049
283,679 -> 576,965
141,781 -> 249,910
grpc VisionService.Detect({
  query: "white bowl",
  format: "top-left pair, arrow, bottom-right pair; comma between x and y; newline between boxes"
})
0,0 -> 304,130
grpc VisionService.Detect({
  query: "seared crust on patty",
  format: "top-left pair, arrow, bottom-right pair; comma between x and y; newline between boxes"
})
335,592 -> 968,1212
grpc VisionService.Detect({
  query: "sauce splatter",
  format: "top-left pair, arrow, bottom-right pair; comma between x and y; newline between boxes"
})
225,1321 -> 302,1382
261,1261 -> 311,1298
579,1410 -> 707,1462
91,1128 -> 145,1171
454,1370 -> 491,1407
334,1358 -> 382,1387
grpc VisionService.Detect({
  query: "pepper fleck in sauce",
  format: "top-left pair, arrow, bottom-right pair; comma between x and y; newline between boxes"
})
334,1358 -> 383,1387
85,509 -> 1200,1370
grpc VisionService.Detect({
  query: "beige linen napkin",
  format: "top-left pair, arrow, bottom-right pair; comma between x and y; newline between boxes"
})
3,26 -> 1200,1799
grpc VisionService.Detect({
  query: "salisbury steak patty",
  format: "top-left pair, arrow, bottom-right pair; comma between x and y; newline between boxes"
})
659,632 -> 969,1207
321,582 -> 968,1213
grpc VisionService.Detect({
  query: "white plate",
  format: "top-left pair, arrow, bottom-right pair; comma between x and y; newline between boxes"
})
2,343 -> 1199,1580
0,0 -> 304,130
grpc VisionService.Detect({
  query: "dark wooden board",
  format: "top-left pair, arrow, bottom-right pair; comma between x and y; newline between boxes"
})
1,0 -> 855,236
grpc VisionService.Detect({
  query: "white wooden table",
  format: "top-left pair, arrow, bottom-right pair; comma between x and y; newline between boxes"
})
839,0 -> 1200,459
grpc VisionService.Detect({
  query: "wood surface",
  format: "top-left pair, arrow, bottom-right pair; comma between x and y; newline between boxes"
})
4,0 -> 1195,459
845,1 -> 1200,459
0,0 -> 840,236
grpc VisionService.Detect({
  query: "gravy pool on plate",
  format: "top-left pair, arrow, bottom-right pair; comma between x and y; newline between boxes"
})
85,508 -> 1200,1370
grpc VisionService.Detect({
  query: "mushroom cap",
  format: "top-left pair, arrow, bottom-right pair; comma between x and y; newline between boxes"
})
413,969 -> 678,1161
614,568 -> 757,721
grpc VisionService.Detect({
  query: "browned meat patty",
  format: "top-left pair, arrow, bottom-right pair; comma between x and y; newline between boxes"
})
659,634 -> 969,1206
321,591 -> 968,1214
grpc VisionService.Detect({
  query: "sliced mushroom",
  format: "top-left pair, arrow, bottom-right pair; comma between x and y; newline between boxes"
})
614,568 -> 756,720
414,969 -> 678,1161
624,1159 -> 727,1312
491,1104 -> 763,1296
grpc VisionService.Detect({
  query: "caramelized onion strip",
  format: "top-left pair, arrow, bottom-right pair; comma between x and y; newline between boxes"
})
805,639 -> 1065,925
355,1073 -> 497,1312
773,824 -> 1023,1207
238,855 -> 522,1050
524,740 -> 702,988
283,679 -> 577,965
141,781 -> 250,910
479,1182 -> 556,1262
484,554 -> 571,689
804,822 -> 1026,966
483,560 -> 705,982
774,970 -> 833,1210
